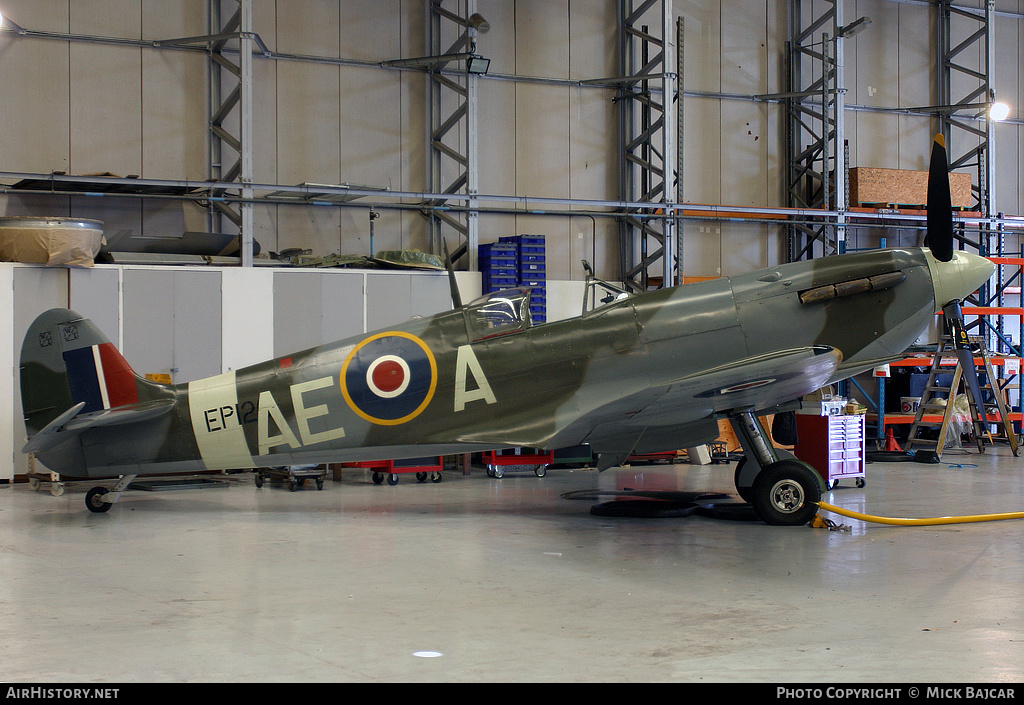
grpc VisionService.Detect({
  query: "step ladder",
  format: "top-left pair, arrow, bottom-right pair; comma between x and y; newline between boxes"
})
904,336 -> 1019,458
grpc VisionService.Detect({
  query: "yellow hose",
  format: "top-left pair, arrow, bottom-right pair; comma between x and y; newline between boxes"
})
816,500 -> 1024,526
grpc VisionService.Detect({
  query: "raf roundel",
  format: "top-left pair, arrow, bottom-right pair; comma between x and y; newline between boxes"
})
340,332 -> 437,425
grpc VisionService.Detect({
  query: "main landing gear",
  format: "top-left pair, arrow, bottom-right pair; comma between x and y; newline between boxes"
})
729,411 -> 822,526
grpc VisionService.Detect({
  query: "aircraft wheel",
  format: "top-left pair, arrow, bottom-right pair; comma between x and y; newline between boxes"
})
751,460 -> 821,526
372,472 -> 384,485
387,473 -> 399,486
85,486 -> 112,514
430,471 -> 443,483
534,465 -> 547,477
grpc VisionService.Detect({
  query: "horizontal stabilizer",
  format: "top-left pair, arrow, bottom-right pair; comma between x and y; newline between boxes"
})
22,399 -> 175,454
22,402 -> 86,454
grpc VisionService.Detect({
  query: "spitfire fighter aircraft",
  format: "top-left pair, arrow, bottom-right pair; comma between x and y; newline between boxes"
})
19,136 -> 995,523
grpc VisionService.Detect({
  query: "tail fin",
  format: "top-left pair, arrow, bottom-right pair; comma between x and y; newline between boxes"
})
20,309 -> 170,439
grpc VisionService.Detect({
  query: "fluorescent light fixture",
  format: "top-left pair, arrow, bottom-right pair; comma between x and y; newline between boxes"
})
989,102 -> 1010,122
467,55 -> 490,75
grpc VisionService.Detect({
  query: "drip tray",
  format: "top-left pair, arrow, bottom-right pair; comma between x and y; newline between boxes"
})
128,478 -> 231,492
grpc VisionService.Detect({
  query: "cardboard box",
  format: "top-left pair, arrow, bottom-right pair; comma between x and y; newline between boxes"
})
849,167 -> 973,208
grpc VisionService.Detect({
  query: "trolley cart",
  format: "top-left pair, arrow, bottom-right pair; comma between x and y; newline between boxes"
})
483,449 -> 554,478
254,465 -> 326,491
341,456 -> 444,485
27,469 -> 67,497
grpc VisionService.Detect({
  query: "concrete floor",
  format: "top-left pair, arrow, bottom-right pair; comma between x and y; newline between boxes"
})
1,444 -> 1022,683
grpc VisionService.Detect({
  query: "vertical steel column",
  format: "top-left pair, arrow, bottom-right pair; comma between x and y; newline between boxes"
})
617,0 -> 680,292
785,0 -> 846,262
238,0 -> 254,268
206,0 -> 254,266
937,0 -> 996,356
425,0 -> 480,271
937,0 -> 995,219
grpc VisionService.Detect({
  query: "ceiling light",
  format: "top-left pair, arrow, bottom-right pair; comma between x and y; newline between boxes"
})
989,102 -> 1010,122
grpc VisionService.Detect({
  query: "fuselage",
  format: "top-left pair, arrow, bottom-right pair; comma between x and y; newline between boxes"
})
42,247 -> 993,478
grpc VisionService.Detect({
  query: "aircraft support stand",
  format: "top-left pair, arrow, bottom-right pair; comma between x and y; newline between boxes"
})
728,410 -> 822,526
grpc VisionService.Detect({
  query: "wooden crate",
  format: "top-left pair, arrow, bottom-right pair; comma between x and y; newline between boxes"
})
849,167 -> 973,208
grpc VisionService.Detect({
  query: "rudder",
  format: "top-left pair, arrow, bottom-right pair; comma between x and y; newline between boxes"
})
19,309 -> 156,438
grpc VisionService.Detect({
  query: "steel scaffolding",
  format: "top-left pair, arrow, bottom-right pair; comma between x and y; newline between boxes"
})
422,0 -> 485,272
614,0 -> 680,292
783,0 -> 853,262
204,0 -> 256,267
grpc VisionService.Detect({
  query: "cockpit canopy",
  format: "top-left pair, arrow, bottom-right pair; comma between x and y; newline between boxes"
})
464,288 -> 533,340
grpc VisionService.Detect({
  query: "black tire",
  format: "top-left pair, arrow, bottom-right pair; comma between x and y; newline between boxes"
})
733,458 -> 755,503
85,487 -> 112,514
416,472 -> 428,483
534,465 -> 547,477
751,460 -> 822,526
372,472 -> 384,485
387,473 -> 399,485
430,471 -> 443,483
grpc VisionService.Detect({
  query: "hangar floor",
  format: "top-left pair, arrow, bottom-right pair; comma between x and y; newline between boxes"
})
1,444 -> 1022,684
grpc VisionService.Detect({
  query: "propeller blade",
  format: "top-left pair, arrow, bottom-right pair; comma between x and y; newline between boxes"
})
942,301 -> 987,418
926,134 -> 954,263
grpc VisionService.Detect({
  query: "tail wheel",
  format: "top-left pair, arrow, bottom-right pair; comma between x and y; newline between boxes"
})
751,460 -> 822,526
85,486 -> 112,514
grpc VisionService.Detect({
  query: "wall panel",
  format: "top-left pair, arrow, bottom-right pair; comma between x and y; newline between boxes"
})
0,1 -> 1018,286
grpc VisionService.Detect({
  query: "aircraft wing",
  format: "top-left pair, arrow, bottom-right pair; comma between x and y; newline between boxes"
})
661,344 -> 843,418
576,346 -> 843,469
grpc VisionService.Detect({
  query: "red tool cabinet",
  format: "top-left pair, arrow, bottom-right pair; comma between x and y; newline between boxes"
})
793,414 -> 867,489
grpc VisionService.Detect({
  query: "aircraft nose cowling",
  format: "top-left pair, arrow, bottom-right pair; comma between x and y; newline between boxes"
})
925,250 -> 995,311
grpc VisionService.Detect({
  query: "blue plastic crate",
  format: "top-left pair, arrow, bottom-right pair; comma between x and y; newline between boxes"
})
482,274 -> 518,293
482,241 -> 518,253
482,254 -> 517,267
480,243 -> 518,264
